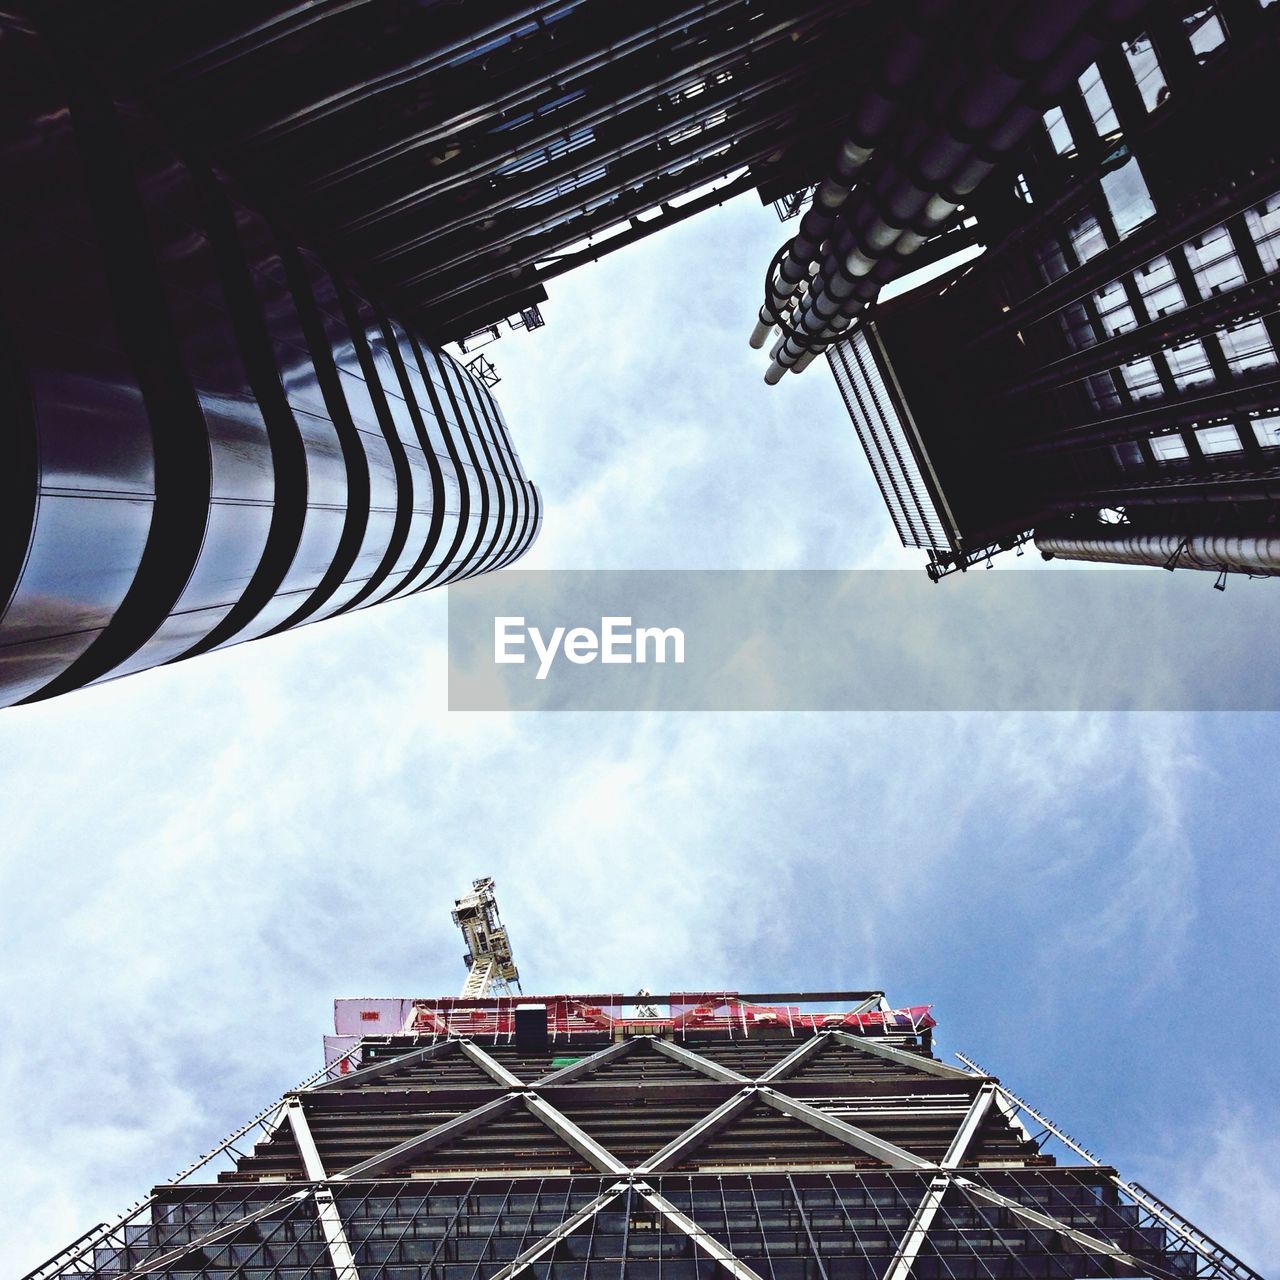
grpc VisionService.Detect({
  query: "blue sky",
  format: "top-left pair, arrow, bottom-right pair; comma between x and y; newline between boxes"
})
2,193 -> 1277,1275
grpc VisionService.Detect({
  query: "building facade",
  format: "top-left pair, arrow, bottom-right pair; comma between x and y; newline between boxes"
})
817,0 -> 1280,578
0,10 -> 545,709
26,990 -> 1260,1279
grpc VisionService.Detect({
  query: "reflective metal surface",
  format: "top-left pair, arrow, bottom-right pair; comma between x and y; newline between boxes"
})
0,12 -> 541,708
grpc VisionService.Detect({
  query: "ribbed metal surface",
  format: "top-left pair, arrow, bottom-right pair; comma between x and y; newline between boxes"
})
0,13 -> 540,709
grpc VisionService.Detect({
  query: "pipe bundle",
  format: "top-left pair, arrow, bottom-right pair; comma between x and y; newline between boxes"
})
753,0 -> 1153,382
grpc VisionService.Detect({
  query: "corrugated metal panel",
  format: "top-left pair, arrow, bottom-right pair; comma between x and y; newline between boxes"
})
828,328 -> 954,551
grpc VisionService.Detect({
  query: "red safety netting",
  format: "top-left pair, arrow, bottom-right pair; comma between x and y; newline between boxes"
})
331,993 -> 935,1044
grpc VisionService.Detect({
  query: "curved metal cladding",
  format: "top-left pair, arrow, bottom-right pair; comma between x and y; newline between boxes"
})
0,13 -> 541,710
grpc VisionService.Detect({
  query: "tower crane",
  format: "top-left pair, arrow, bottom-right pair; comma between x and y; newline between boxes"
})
451,877 -> 522,998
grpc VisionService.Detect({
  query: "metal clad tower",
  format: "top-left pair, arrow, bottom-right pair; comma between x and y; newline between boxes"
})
758,0 -> 1280,581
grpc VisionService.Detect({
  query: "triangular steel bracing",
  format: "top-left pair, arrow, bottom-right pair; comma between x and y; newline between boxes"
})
34,1024 -> 1256,1280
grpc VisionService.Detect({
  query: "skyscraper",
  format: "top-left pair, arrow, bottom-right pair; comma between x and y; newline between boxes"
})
0,9 -> 541,709
27,988 -> 1261,1279
805,1 -> 1280,579
7,2 -> 1278,713
1,0 -> 944,708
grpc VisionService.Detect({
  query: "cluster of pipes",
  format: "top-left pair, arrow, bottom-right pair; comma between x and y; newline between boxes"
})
750,0 -> 1152,383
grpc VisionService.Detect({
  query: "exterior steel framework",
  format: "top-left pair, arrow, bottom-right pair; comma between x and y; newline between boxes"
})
808,0 -> 1280,578
26,990 -> 1261,1280
0,11 -> 540,708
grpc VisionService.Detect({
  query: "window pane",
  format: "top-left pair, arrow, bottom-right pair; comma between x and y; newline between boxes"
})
1059,300 -> 1097,351
1244,194 -> 1280,275
1044,106 -> 1074,156
1135,254 -> 1185,317
1067,210 -> 1108,264
1112,441 -> 1144,470
1035,238 -> 1071,283
1217,319 -> 1277,373
1078,63 -> 1119,135
1093,279 -> 1137,337
1085,371 -> 1123,412
1184,225 -> 1245,295
1124,34 -> 1168,111
1101,159 -> 1156,237
1150,433 -> 1189,460
1184,5 -> 1227,58
1195,424 -> 1242,454
1120,356 -> 1163,401
1164,339 -> 1215,392
1252,414 -> 1280,447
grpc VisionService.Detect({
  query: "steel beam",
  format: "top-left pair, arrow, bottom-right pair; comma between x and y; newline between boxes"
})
284,1099 -> 361,1279
532,1038 -> 637,1087
334,1092 -> 523,1180
487,1185 -> 629,1279
634,1088 -> 757,1174
637,1184 -> 767,1280
522,1094 -> 630,1176
120,1191 -> 312,1278
650,1037 -> 751,1084
883,1177 -> 950,1280
756,1035 -> 829,1082
459,1038 -> 526,1089
954,1177 -> 1151,1270
941,1084 -> 996,1169
883,1085 -> 998,1280
757,1087 -> 935,1171
309,1038 -> 459,1092
827,1030 -> 976,1081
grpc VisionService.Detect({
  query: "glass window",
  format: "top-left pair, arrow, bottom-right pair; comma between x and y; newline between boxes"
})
1120,356 -> 1163,401
1124,34 -> 1168,111
1164,339 -> 1215,392
1101,159 -> 1156,237
1066,210 -> 1108,264
1150,433 -> 1190,460
1252,413 -> 1280,447
1093,279 -> 1137,337
1043,106 -> 1075,157
1217,319 -> 1278,373
1244,194 -> 1280,275
1184,225 -> 1245,295
1059,301 -> 1097,351
1135,254 -> 1185,317
1015,173 -> 1034,204
1085,371 -> 1123,413
1112,441 -> 1145,470
1078,64 -> 1120,135
1195,424 -> 1242,454
1184,5 -> 1227,59
1035,238 -> 1071,283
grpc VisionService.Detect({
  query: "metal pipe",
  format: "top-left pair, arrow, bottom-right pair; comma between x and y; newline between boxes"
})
369,61 -> 819,266
306,3 -> 842,196
1035,530 -> 1280,574
764,0 -> 1150,380
244,0 -> 737,151
750,0 -> 958,348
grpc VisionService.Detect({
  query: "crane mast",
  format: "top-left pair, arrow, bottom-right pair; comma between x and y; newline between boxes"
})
451,876 -> 522,998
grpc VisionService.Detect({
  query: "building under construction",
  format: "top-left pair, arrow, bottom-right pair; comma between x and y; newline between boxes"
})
26,881 -> 1262,1280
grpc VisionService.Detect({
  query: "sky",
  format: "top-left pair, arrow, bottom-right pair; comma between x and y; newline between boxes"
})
2,192 -> 1278,1276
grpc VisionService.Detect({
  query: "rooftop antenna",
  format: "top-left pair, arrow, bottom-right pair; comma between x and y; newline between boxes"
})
451,876 -> 523,999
